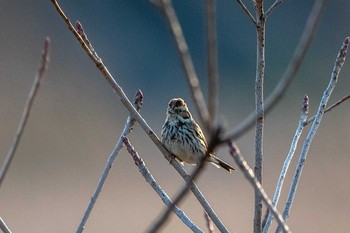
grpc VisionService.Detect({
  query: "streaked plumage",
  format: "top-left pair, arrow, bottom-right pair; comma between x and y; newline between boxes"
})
161,98 -> 234,173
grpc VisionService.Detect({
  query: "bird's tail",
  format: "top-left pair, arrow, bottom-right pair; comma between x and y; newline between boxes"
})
209,156 -> 235,173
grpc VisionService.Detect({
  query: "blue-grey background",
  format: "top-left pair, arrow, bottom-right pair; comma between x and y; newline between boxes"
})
1,1 -> 350,232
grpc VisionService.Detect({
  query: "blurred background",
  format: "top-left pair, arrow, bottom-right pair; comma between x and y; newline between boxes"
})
1,1 -> 350,232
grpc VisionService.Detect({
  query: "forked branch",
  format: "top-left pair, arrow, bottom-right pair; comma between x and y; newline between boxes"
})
50,1 -> 229,231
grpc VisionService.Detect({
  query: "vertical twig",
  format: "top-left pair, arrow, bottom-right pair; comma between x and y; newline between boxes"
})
254,1 -> 266,232
262,95 -> 309,233
225,0 -> 327,141
276,36 -> 349,233
76,91 -> 143,233
152,0 -> 211,131
50,2 -> 229,231
206,0 -> 218,129
0,217 -> 12,233
228,142 -> 290,233
0,37 -> 50,187
122,136 -> 203,233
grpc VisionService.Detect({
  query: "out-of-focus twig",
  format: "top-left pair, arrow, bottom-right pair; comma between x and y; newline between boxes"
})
76,90 -> 143,233
151,0 -> 211,131
262,95 -> 309,233
0,37 -> 50,187
50,2 -> 229,231
224,0 -> 327,142
228,142 -> 291,233
148,127 -> 227,233
0,217 -> 12,233
276,36 -> 349,233
122,136 -> 203,233
206,0 -> 219,129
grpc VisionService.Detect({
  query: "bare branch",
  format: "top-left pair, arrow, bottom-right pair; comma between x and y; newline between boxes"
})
235,0 -> 257,25
262,95 -> 309,233
206,0 -> 219,129
223,0 -> 327,142
305,94 -> 350,126
151,0 -> 211,131
265,0 -> 283,18
50,2 -> 229,231
253,0 -> 266,231
0,217 -> 12,233
276,36 -> 349,233
148,127 -> 228,233
76,21 -> 100,61
0,37 -> 50,187
76,90 -> 143,233
122,136 -> 203,233
228,142 -> 291,233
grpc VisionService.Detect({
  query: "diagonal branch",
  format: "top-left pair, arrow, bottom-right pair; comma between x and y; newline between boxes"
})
0,217 -> 12,233
276,36 -> 349,233
148,127 -> 227,233
122,136 -> 203,233
76,90 -> 143,233
0,37 -> 50,187
228,141 -> 291,233
151,0 -> 211,131
223,0 -> 327,142
265,0 -> 283,18
235,0 -> 257,25
50,1 -> 229,231
304,94 -> 350,126
262,95 -> 309,233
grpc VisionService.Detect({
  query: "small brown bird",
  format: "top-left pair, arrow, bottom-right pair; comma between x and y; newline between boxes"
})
161,98 -> 234,172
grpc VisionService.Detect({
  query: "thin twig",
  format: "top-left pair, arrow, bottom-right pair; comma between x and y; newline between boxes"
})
262,95 -> 309,233
236,0 -> 257,25
0,217 -> 12,233
223,0 -> 327,142
265,0 -> 283,18
276,36 -> 349,233
122,136 -> 203,233
76,21 -> 100,61
0,37 -> 50,187
148,128 -> 226,233
206,0 -> 219,129
50,2 -> 229,231
304,94 -> 350,126
228,142 -> 291,233
253,1 -> 266,231
151,0 -> 211,131
76,90 -> 143,233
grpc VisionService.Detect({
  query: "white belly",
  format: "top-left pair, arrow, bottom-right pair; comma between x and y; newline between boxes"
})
164,139 -> 203,164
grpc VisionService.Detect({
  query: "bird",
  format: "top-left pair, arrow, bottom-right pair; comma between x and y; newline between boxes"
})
161,98 -> 235,173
